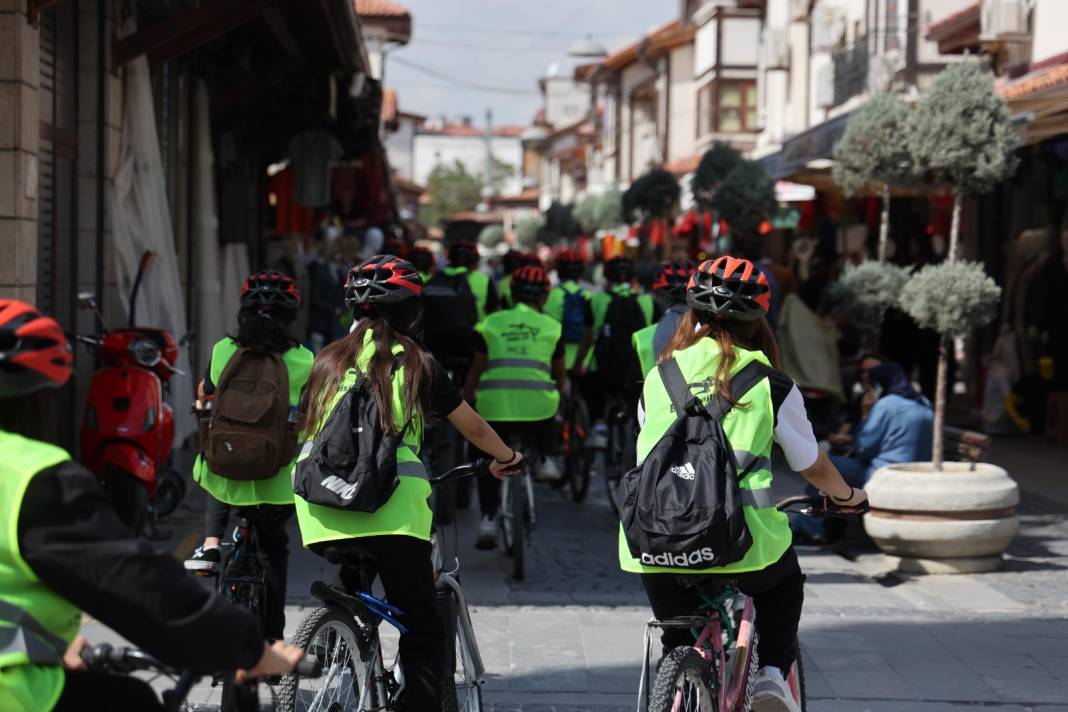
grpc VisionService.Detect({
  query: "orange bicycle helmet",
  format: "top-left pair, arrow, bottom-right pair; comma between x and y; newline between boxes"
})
652,260 -> 695,300
0,300 -> 73,397
687,256 -> 771,321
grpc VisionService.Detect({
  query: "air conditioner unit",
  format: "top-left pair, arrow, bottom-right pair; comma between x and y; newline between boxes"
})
764,28 -> 790,70
815,63 -> 834,108
980,0 -> 1029,42
811,6 -> 845,51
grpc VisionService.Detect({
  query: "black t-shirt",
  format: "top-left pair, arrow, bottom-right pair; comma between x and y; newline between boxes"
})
428,359 -> 464,418
472,332 -> 566,362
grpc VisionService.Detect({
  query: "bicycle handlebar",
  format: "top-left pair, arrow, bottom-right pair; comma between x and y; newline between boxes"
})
776,495 -> 870,519
428,459 -> 492,486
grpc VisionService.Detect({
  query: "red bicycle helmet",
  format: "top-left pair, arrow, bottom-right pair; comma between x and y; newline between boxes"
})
0,300 -> 73,397
345,254 -> 423,308
447,240 -> 480,268
409,245 -> 434,273
555,247 -> 585,280
652,260 -> 695,300
240,270 -> 301,310
510,265 -> 551,303
687,256 -> 771,321
603,255 -> 635,283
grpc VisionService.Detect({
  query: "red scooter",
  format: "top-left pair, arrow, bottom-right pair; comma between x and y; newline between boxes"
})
77,252 -> 186,533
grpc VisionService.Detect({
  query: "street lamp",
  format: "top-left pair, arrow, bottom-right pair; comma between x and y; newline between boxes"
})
568,35 -> 608,59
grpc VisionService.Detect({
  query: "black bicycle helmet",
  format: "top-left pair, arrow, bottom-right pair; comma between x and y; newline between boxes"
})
603,255 -> 635,283
686,256 -> 771,322
345,254 -> 423,308
0,300 -> 73,398
511,265 -> 551,303
240,270 -> 301,310
447,240 -> 480,268
652,260 -> 695,301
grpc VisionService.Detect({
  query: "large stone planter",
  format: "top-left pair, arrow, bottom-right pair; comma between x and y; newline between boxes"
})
863,462 -> 1019,574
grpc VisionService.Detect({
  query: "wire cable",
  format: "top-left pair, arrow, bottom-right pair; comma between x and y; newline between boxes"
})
391,56 -> 539,96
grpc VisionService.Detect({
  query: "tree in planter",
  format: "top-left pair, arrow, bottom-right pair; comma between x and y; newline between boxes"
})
419,160 -> 483,227
478,224 -> 505,248
573,193 -> 600,234
907,62 -> 1019,262
691,141 -> 743,210
595,186 -> 623,230
514,216 -> 544,250
900,261 -> 1001,469
827,261 -> 912,349
832,92 -> 913,261
541,201 -> 581,245
712,159 -> 777,257
621,169 -> 681,223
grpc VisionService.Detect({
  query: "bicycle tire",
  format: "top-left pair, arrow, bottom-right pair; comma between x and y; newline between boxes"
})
510,475 -> 526,581
649,647 -> 718,712
276,605 -> 370,712
739,633 -> 759,712
439,589 -> 483,712
791,638 -> 807,712
565,398 -> 592,503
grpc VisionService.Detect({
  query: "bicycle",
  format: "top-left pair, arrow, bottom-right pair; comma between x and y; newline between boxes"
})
498,436 -> 535,581
276,460 -> 490,711
602,393 -> 637,514
639,495 -> 869,712
558,383 -> 593,503
78,642 -> 320,712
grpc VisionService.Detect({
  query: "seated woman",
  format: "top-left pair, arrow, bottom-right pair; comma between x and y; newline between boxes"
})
795,361 -> 932,544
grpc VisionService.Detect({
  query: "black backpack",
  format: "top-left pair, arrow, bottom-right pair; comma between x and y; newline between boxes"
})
619,358 -> 771,569
595,293 -> 647,388
422,272 -> 479,360
293,372 -> 405,512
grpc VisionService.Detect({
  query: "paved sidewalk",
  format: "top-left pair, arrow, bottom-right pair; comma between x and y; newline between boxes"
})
83,455 -> 1068,710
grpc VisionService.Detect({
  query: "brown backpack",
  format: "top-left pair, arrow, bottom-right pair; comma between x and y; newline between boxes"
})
204,348 -> 296,480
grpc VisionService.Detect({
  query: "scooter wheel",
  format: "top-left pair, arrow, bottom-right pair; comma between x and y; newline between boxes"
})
153,469 -> 185,518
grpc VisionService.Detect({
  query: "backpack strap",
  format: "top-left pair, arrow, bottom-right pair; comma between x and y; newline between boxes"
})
721,361 -> 773,417
657,358 -> 696,417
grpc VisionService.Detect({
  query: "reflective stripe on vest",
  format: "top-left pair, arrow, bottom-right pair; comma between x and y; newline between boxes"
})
0,431 -> 82,710
484,358 -> 551,373
293,334 -> 433,545
474,304 -> 562,422
619,339 -> 791,575
477,380 -> 556,391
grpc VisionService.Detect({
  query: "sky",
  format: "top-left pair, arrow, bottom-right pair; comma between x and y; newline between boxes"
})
382,0 -> 677,126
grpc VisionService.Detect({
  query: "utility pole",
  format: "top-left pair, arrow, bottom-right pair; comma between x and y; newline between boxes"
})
483,107 -> 495,205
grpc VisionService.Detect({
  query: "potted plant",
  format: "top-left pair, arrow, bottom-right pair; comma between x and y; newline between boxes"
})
826,260 -> 911,351
622,169 -> 681,257
832,92 -> 913,262
711,159 -> 777,258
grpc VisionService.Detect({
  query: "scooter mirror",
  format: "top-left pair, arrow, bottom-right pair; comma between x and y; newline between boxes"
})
77,292 -> 98,310
179,332 -> 195,348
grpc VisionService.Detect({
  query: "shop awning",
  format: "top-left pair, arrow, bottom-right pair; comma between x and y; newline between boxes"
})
1000,60 -> 1068,144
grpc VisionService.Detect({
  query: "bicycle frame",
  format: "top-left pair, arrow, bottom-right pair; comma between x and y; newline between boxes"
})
639,591 -> 757,712
499,470 -> 535,532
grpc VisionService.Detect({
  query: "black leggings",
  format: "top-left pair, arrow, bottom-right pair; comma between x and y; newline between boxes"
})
314,536 -> 444,712
474,419 -> 553,517
54,670 -> 165,711
205,498 -> 294,641
640,547 -> 805,672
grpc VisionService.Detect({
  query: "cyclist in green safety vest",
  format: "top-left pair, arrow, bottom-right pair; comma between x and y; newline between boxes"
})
294,255 -> 522,710
496,249 -> 526,310
185,270 -> 313,642
409,244 -> 437,284
583,255 -> 654,447
0,300 -> 302,712
622,257 -> 867,711
544,247 -> 594,371
445,240 -> 498,321
465,264 -> 566,549
631,260 -> 695,379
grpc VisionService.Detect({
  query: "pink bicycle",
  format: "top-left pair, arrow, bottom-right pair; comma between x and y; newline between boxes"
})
638,495 -> 867,712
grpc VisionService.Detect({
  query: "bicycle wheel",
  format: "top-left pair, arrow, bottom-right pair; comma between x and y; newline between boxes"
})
276,606 -> 371,712
788,638 -> 807,712
602,419 -> 623,514
510,475 -> 527,581
439,588 -> 483,712
564,397 -> 592,502
648,647 -> 718,712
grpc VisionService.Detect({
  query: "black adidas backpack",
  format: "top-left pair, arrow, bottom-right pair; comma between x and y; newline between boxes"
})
293,372 -> 405,512
619,358 -> 771,569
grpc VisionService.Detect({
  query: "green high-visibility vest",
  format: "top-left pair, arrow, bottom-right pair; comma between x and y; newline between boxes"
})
193,338 -> 314,506
0,431 -> 82,712
294,332 -> 432,545
444,266 -> 491,321
618,339 -> 791,575
631,323 -> 658,378
475,303 -> 561,422
544,281 -> 591,369
587,285 -> 654,371
498,274 -> 514,310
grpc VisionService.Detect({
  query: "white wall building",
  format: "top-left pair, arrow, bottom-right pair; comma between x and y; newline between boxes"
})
412,123 -> 526,196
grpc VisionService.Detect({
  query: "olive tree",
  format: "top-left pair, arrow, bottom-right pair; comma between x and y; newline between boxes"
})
691,141 -> 743,210
712,159 -> 777,257
828,261 -> 911,347
907,62 -> 1019,262
901,261 -> 1001,469
832,92 -> 913,261
514,216 -> 544,250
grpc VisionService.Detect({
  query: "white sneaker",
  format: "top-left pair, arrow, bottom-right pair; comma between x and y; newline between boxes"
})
588,422 -> 608,450
533,457 -> 562,482
475,515 -> 497,551
751,666 -> 801,712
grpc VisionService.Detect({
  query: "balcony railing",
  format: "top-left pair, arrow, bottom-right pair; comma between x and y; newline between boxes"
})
832,33 -> 870,107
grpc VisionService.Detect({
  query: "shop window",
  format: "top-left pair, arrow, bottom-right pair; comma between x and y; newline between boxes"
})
716,81 -> 757,133
697,83 -> 713,138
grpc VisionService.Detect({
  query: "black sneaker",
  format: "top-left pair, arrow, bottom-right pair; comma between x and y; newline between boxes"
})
184,546 -> 221,574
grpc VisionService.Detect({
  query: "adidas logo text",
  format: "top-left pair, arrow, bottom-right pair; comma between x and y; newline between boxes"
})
670,462 -> 696,480
320,475 -> 357,501
640,548 -> 717,567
